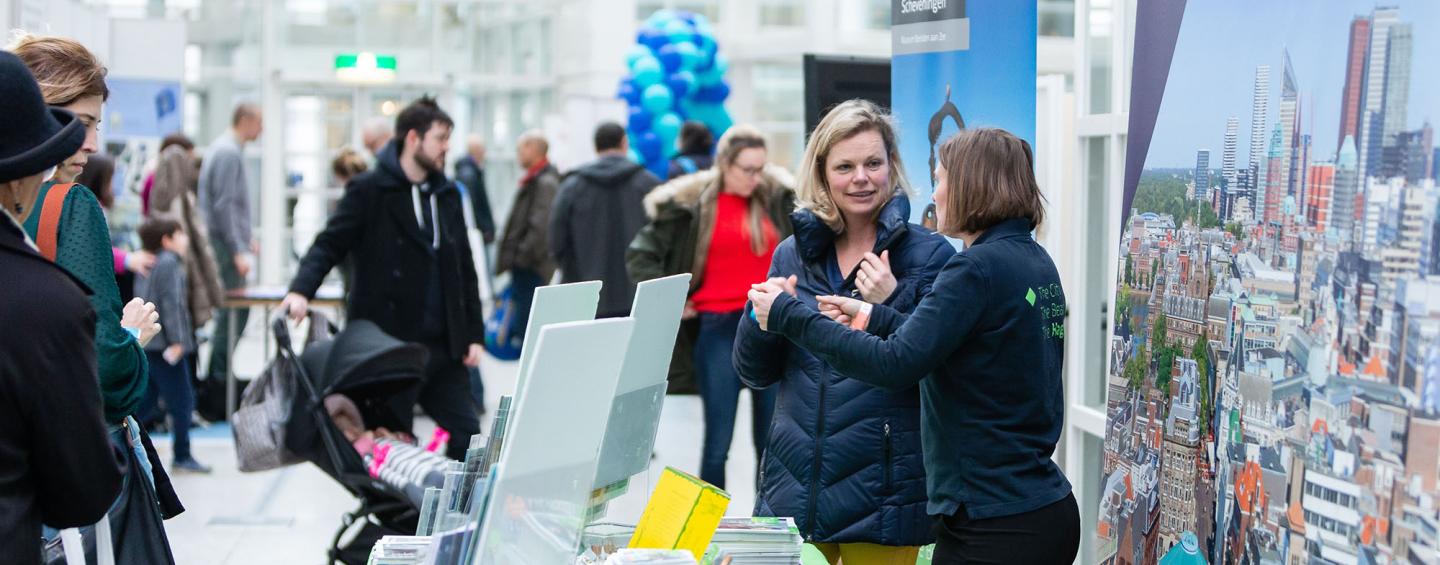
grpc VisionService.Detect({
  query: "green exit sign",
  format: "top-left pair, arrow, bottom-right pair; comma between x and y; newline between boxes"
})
335,52 -> 397,83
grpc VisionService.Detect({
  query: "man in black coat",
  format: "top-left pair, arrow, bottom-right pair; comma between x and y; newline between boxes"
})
549,122 -> 659,318
0,50 -> 123,564
283,97 -> 483,460
453,134 -> 495,244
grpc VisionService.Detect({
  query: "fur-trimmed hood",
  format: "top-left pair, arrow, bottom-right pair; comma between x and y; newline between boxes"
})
642,164 -> 797,219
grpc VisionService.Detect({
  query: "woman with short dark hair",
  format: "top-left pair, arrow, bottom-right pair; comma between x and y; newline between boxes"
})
749,127 -> 1079,564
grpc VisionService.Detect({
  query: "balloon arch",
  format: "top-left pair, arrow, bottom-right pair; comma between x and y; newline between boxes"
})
618,10 -> 733,178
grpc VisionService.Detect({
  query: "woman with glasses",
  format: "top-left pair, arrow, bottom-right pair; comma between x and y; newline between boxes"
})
628,124 -> 796,490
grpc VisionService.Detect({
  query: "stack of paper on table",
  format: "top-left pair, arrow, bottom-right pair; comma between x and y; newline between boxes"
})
605,548 -> 699,564
701,517 -> 803,565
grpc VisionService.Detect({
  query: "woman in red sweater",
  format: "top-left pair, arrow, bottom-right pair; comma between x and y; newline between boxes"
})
627,125 -> 796,489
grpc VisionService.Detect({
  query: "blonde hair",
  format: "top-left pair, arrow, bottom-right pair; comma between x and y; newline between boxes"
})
936,128 -> 1046,237
7,32 -> 109,105
795,99 -> 909,233
331,147 -> 368,183
714,124 -> 768,171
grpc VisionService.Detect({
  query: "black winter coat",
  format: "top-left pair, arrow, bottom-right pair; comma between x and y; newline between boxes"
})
0,215 -> 123,565
549,155 -> 659,318
289,141 -> 484,360
734,194 -> 949,546
453,156 -> 496,243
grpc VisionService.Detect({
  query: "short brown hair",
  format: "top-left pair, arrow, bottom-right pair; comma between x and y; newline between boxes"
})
160,132 -> 195,153
7,33 -> 109,105
936,128 -> 1045,237
138,217 -> 183,253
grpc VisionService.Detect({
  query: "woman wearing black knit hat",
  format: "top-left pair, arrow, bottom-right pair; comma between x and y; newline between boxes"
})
0,49 -> 126,565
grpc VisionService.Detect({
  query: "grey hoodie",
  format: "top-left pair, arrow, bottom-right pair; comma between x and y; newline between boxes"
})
548,154 -> 659,317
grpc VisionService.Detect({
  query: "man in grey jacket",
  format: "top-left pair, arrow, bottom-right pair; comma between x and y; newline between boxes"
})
549,122 -> 658,318
199,102 -> 262,382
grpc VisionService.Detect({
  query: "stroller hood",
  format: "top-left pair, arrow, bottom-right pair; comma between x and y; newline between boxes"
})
286,320 -> 428,482
303,319 -> 428,400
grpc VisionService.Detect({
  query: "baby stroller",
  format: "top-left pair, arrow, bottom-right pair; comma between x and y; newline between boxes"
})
277,312 -> 430,564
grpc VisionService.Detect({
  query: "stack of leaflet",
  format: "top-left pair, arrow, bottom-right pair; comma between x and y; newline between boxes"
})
365,536 -> 431,565
605,549 -> 698,564
700,517 -> 802,565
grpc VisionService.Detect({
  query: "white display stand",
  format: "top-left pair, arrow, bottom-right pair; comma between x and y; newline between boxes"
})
513,280 -> 602,401
593,274 -> 691,487
473,318 -> 636,564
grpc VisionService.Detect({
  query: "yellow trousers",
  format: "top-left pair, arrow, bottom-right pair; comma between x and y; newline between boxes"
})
813,542 -> 921,565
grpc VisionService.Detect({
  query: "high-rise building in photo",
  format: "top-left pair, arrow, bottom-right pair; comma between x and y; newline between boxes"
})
1338,16 -> 1371,157
1361,7 -> 1401,179
1306,163 -> 1335,233
1195,149 -> 1211,202
1249,65 -> 1271,180
1264,123 -> 1286,225
1382,22 -> 1413,154
1278,50 -> 1300,199
1333,136 -> 1360,244
1224,117 -> 1240,192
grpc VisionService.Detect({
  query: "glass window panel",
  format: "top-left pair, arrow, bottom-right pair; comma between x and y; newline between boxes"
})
674,1 -> 720,23
636,0 -> 666,23
869,0 -> 891,29
752,63 -> 804,122
1087,0 -> 1113,114
283,1 -> 358,47
1082,433 -> 1104,564
1085,136 -> 1110,408
759,0 -> 804,27
1040,0 -> 1075,37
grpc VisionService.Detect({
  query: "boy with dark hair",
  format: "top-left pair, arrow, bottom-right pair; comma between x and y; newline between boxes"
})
283,96 -> 484,460
134,217 -> 210,473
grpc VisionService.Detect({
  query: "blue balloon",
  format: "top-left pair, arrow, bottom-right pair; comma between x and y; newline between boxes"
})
628,106 -> 652,133
664,19 -> 694,43
632,56 -> 664,87
675,41 -> 702,71
694,82 -> 730,103
637,131 -> 663,161
641,83 -> 674,114
656,44 -> 683,73
625,45 -> 653,68
645,9 -> 677,28
646,157 -> 670,179
654,112 -> 683,145
697,54 -> 728,86
638,27 -> 669,51
666,71 -> 695,99
627,147 -> 643,164
617,79 -> 641,105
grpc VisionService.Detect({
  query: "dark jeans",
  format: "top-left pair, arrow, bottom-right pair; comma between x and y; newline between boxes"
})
390,342 -> 482,461
508,268 -> 544,341
140,351 -> 196,462
208,237 -> 248,382
469,366 -> 486,415
695,310 -> 776,490
932,492 -> 1080,564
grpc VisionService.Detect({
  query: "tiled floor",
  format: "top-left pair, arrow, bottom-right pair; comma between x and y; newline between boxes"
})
155,317 -> 761,564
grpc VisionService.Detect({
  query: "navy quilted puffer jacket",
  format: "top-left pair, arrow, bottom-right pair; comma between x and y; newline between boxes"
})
733,193 -> 950,546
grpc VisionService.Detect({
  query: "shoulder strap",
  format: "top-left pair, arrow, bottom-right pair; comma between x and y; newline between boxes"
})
677,156 -> 697,174
37,183 -> 76,262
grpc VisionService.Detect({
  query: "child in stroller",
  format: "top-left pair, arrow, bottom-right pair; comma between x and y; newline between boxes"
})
324,392 -> 451,509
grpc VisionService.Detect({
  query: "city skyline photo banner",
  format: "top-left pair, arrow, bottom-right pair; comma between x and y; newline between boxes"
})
888,0 -> 1035,228
1101,1 -> 1440,564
